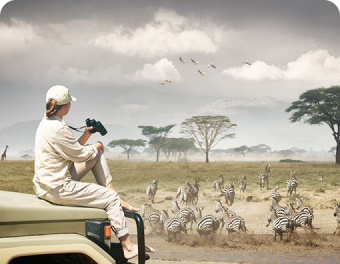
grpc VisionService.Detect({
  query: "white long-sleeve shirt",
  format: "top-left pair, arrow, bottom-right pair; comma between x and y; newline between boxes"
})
33,115 -> 98,197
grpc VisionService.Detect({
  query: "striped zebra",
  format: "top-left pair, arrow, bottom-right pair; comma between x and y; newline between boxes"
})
222,182 -> 235,206
333,203 -> 340,235
239,176 -> 247,199
295,197 -> 304,210
140,204 -> 162,235
146,180 -> 158,203
269,186 -> 281,202
267,209 -> 295,241
196,214 -> 220,238
176,182 -> 193,205
292,210 -> 313,232
159,209 -> 187,242
267,203 -> 295,227
171,201 -> 196,231
286,171 -> 298,196
215,201 -> 246,235
258,164 -> 270,190
194,206 -> 220,238
213,174 -> 224,196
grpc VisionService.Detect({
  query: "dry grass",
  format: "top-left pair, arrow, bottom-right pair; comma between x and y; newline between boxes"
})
0,160 -> 339,207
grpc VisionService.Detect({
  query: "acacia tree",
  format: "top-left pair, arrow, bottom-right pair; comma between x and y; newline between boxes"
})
107,139 -> 146,160
161,138 -> 197,160
286,86 -> 340,164
181,115 -> 236,163
234,145 -> 250,157
138,125 -> 175,162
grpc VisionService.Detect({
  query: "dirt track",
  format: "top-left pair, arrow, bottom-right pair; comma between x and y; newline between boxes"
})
124,188 -> 340,264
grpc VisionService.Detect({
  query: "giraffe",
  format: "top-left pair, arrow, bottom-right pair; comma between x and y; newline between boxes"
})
1,145 -> 8,161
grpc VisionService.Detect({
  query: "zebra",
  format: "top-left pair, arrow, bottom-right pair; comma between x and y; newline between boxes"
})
222,181 -> 235,206
267,203 -> 296,227
295,197 -> 304,210
193,206 -> 220,238
333,203 -> 340,235
176,182 -> 193,205
140,204 -> 162,235
159,209 -> 187,242
258,164 -> 270,190
239,176 -> 247,199
215,201 -> 246,235
286,171 -> 298,196
213,174 -> 224,195
196,213 -> 220,238
267,209 -> 295,241
190,180 -> 200,206
292,210 -> 313,232
146,180 -> 158,203
269,187 -> 282,203
171,201 -> 196,231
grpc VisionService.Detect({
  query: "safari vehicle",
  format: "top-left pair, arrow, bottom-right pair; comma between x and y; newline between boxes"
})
0,190 -> 148,264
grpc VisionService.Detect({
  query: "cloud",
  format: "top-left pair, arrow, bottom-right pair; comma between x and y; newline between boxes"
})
0,18 -> 38,53
91,8 -> 222,58
136,58 -> 181,82
222,49 -> 340,83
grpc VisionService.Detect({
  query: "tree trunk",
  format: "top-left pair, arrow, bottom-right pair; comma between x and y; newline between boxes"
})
336,141 -> 340,165
156,149 -> 160,162
205,151 -> 209,163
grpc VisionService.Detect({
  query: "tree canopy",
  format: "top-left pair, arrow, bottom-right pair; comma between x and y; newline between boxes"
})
181,115 -> 236,163
138,124 -> 175,162
107,139 -> 146,160
286,86 -> 340,164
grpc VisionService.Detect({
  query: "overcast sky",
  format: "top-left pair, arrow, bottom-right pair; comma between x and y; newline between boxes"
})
1,0 -> 340,152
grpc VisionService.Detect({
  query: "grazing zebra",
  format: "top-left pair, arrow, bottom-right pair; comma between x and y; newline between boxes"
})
258,164 -> 270,190
140,204 -> 162,235
333,203 -> 340,235
213,174 -> 224,195
146,180 -> 158,203
215,201 -> 246,235
239,176 -> 247,199
286,171 -> 298,196
159,209 -> 187,242
171,201 -> 196,231
222,182 -> 235,206
267,210 -> 295,241
190,180 -> 200,206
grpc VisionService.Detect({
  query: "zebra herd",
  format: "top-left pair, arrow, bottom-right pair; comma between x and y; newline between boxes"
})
141,199 -> 248,242
266,188 -> 315,241
143,165 -> 339,243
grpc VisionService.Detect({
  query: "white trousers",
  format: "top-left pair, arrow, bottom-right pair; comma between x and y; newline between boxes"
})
42,150 -> 128,238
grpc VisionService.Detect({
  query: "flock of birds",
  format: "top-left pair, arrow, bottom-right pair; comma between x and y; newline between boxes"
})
158,57 -> 252,85
142,165 -> 340,243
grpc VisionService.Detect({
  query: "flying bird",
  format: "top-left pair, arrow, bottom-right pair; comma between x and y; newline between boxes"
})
191,59 -> 200,65
243,60 -> 252,66
165,80 -> 171,83
179,57 -> 187,64
198,70 -> 206,76
159,82 -> 165,85
207,63 -> 216,69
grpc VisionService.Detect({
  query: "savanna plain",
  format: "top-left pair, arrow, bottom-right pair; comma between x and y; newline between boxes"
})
1,160 -> 340,264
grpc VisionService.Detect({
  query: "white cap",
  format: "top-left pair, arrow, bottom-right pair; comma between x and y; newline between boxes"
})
46,85 -> 77,105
